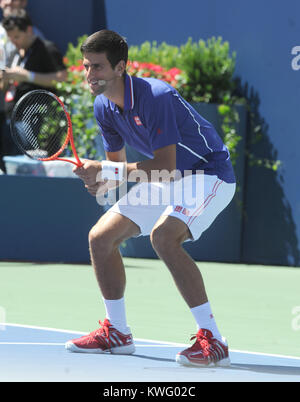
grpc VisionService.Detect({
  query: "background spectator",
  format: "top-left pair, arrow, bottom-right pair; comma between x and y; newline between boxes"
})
0,8 -> 67,168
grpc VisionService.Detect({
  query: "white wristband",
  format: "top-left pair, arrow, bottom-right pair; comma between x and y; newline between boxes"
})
101,161 -> 126,181
28,71 -> 35,83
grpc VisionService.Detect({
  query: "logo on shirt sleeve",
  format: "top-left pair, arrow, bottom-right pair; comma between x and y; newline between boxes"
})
134,116 -> 143,126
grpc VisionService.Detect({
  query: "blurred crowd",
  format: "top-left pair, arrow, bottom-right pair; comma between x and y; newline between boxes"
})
0,0 -> 67,173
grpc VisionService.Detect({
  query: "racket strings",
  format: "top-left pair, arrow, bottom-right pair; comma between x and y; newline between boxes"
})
11,91 -> 70,160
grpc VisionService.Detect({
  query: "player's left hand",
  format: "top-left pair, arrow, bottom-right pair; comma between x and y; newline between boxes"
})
73,159 -> 102,186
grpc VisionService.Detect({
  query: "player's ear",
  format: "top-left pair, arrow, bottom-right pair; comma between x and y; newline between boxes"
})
115,60 -> 126,77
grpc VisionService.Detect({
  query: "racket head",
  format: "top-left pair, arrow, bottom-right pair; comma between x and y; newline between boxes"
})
10,89 -> 72,162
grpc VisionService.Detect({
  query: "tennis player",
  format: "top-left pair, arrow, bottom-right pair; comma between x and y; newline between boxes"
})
65,30 -> 236,367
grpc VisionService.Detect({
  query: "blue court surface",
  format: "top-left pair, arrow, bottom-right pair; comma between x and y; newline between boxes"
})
0,323 -> 300,382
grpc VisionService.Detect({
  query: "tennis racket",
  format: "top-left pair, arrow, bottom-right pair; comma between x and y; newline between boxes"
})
10,89 -> 83,167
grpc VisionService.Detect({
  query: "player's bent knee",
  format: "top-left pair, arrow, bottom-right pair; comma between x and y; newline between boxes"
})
150,225 -> 181,255
88,227 -> 113,254
89,227 -> 102,248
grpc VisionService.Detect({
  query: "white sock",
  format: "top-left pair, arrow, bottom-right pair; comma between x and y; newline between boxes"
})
190,302 -> 223,342
102,297 -> 131,334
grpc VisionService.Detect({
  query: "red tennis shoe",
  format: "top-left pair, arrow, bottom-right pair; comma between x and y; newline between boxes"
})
65,319 -> 135,354
176,328 -> 230,367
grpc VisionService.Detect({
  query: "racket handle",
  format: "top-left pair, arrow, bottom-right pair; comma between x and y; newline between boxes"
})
76,160 -> 84,168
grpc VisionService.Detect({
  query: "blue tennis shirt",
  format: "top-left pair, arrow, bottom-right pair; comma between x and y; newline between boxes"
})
94,74 -> 236,183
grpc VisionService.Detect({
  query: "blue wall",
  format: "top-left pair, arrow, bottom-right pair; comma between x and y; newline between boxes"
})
0,176 -> 105,263
27,0 -> 106,54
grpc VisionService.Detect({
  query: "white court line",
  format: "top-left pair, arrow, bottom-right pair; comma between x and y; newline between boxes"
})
0,342 -> 179,347
2,323 -> 188,347
2,323 -> 87,335
0,342 -> 65,346
3,322 -> 300,360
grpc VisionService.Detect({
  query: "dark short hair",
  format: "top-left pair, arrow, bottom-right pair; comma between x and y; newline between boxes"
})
80,30 -> 128,68
2,9 -> 32,32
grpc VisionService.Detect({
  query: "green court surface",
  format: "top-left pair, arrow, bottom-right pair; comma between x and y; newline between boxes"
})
0,258 -> 299,358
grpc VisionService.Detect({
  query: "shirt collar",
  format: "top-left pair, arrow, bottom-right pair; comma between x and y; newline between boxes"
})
124,73 -> 134,111
108,73 -> 134,112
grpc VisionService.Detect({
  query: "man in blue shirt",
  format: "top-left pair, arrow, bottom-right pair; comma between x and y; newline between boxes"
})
66,30 -> 236,367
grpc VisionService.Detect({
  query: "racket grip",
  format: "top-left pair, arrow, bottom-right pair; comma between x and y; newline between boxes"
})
76,160 -> 84,168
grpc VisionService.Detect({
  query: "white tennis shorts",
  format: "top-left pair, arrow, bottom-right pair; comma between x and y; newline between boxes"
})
108,173 -> 236,241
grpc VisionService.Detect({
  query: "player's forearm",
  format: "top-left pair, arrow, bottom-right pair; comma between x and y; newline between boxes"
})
103,144 -> 177,183
126,159 -> 177,183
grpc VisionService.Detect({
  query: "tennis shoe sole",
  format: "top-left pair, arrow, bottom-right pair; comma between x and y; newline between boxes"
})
65,341 -> 136,354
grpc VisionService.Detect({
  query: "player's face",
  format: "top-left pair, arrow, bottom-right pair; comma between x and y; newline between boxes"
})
83,52 -> 125,96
